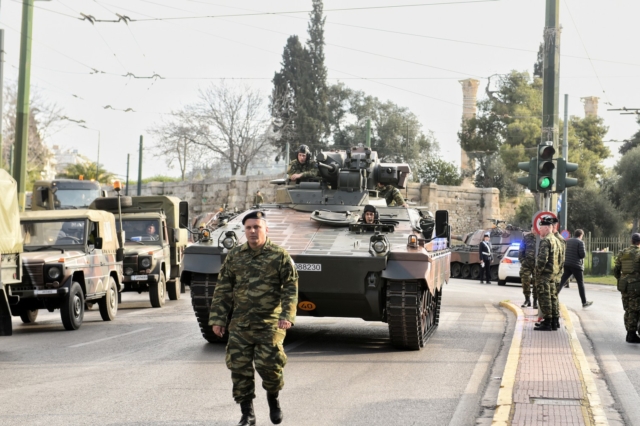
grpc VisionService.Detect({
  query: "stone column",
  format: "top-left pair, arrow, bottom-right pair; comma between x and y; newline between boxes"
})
580,96 -> 599,118
459,79 -> 480,187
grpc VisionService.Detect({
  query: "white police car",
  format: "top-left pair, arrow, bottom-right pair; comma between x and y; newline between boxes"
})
497,243 -> 522,286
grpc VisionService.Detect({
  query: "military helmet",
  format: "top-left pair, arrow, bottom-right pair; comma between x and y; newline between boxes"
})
298,144 -> 311,163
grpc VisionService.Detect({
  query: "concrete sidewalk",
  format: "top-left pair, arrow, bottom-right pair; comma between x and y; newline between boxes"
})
493,303 -> 608,426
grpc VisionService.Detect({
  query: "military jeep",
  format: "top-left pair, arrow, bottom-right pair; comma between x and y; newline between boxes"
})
8,209 -> 124,330
1,170 -> 22,336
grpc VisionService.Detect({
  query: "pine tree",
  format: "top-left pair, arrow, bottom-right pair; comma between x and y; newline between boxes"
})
306,0 -> 330,143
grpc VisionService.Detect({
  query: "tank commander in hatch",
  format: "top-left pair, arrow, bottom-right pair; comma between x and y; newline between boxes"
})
360,204 -> 379,224
287,144 -> 319,182
376,182 -> 408,208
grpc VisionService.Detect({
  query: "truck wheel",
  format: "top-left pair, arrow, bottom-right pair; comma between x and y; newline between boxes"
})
149,272 -> 166,308
167,278 -> 181,301
92,196 -> 133,210
61,282 -> 84,331
190,273 -> 229,343
387,280 -> 437,350
450,263 -> 461,278
98,277 -> 118,321
20,309 -> 38,324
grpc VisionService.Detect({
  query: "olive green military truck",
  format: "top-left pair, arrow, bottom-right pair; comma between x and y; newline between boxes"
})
92,196 -> 188,307
31,179 -> 104,210
10,209 -> 124,330
1,170 -> 22,336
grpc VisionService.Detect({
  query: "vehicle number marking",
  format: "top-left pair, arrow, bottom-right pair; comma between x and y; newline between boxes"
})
131,275 -> 148,281
35,289 -> 57,295
298,301 -> 317,311
296,263 -> 321,272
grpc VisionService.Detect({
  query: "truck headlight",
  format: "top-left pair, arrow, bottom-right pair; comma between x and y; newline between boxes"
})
47,266 -> 61,280
124,267 -> 134,276
140,257 -> 151,268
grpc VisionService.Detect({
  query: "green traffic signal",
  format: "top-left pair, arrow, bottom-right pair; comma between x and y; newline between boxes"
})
536,142 -> 556,192
538,176 -> 552,189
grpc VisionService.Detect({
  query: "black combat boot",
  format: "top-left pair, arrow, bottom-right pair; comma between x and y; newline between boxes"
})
532,298 -> 538,309
551,317 -> 558,331
237,400 -> 256,426
521,297 -> 531,308
534,318 -> 553,331
626,331 -> 640,344
267,392 -> 283,424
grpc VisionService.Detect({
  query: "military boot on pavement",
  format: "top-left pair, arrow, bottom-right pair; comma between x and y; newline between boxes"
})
267,392 -> 283,424
521,297 -> 531,308
237,400 -> 256,426
551,317 -> 558,331
534,318 -> 553,331
532,297 -> 538,309
626,331 -> 640,344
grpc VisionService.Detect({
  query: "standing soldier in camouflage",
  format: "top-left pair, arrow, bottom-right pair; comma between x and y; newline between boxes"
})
534,217 -> 561,331
612,233 -> 640,343
253,190 -> 264,206
209,211 -> 299,425
551,221 -> 566,323
287,144 -> 319,182
519,229 -> 538,308
375,182 -> 408,207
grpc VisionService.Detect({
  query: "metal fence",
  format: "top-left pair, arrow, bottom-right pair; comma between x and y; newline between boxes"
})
582,234 -> 629,274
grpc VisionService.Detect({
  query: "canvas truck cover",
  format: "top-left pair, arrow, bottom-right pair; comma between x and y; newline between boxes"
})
0,169 -> 23,254
124,196 -> 186,246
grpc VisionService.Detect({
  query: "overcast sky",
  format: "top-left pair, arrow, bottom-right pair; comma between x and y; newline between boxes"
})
1,0 -> 638,180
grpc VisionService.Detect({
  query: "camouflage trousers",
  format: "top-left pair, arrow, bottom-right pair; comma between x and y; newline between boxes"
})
621,290 -> 640,332
225,328 -> 287,403
520,263 -> 536,298
536,275 -> 558,319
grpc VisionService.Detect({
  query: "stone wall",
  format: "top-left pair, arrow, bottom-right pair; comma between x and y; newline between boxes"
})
121,177 -> 508,235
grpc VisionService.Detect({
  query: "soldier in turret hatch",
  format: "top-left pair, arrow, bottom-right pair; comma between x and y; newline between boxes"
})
376,181 -> 408,207
360,204 -> 379,224
287,144 -> 318,182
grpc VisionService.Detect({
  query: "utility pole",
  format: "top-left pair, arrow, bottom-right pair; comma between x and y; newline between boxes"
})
541,0 -> 561,212
561,94 -> 569,231
125,153 -> 130,196
137,136 -> 143,196
365,118 -> 371,148
95,131 -> 101,181
284,142 -> 289,175
0,29 -> 4,169
12,0 -> 35,211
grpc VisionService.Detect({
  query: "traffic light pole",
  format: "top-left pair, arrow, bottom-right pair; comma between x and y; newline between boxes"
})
561,94 -> 569,230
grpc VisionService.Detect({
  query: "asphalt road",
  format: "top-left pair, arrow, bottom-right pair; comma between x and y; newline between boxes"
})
1,279 -> 522,426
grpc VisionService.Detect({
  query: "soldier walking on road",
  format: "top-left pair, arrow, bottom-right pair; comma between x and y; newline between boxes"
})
479,233 -> 493,284
557,229 -> 593,307
534,217 -> 561,331
519,229 -> 538,308
209,211 -> 299,425
612,233 -> 640,344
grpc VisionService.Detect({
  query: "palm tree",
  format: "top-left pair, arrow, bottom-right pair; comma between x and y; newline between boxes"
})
58,162 -> 115,183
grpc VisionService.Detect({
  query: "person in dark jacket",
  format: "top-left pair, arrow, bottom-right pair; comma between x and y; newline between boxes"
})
479,233 -> 493,284
557,229 -> 593,307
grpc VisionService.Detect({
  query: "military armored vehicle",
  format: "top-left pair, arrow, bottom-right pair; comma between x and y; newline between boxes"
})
10,209 -> 123,330
450,222 -> 525,282
31,179 -> 104,210
1,170 -> 22,336
92,196 -> 189,307
179,146 -> 451,350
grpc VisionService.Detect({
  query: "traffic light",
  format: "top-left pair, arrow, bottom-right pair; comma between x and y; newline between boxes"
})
554,158 -> 579,191
517,159 -> 537,192
536,141 -> 555,192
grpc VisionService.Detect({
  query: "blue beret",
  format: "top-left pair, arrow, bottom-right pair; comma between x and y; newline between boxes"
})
242,210 -> 266,225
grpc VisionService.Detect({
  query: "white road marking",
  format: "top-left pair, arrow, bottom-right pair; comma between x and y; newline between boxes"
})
69,327 -> 153,348
440,312 -> 462,322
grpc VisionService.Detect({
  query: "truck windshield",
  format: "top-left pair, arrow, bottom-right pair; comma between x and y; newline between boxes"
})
117,220 -> 162,244
21,220 -> 86,247
55,189 -> 102,209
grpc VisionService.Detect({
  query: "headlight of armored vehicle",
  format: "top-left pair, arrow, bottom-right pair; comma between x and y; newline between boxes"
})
124,267 -> 134,276
47,266 -> 62,280
219,231 -> 238,250
370,233 -> 389,255
372,240 -> 387,253
140,257 -> 152,269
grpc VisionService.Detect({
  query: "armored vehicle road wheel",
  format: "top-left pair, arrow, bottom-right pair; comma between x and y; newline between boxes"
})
470,264 -> 481,280
190,273 -> 230,343
450,262 -> 461,278
150,272 -> 166,308
98,277 -> 118,321
167,278 -> 181,301
20,309 -> 38,324
461,264 -> 471,279
387,280 -> 439,350
92,196 -> 133,210
61,282 -> 84,330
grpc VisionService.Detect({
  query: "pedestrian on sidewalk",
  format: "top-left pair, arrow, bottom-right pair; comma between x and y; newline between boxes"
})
479,232 -> 493,284
613,233 -> 640,344
557,229 -> 593,307
209,211 -> 299,425
518,229 -> 537,308
534,217 -> 561,331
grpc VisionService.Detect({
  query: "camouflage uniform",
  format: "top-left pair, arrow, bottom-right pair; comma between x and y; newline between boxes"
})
253,193 -> 264,205
209,238 -> 299,403
378,185 -> 406,206
535,234 -> 560,319
518,233 -> 537,298
552,231 -> 566,314
613,246 -> 640,332
287,159 -> 319,180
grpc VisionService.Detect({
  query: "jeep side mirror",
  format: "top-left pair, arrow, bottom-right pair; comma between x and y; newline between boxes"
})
116,247 -> 124,262
94,237 -> 103,250
179,201 -> 189,229
435,210 -> 450,246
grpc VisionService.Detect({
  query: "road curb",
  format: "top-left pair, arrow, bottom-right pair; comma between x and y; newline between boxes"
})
560,303 -> 610,426
492,301 -> 523,426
